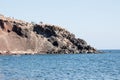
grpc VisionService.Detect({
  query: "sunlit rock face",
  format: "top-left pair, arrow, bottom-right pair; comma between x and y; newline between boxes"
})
0,14 -> 97,54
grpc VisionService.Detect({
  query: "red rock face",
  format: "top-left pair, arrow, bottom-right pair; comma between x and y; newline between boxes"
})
0,14 -> 97,54
0,18 -> 53,54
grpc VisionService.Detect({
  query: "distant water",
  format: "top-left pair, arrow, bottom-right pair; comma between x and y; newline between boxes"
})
0,50 -> 120,80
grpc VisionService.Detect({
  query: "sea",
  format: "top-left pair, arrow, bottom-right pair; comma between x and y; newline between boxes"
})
0,50 -> 120,80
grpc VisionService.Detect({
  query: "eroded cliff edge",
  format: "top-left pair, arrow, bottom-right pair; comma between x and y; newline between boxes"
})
0,14 -> 98,54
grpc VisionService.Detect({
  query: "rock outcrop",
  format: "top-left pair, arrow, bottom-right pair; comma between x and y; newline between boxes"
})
0,14 -> 98,54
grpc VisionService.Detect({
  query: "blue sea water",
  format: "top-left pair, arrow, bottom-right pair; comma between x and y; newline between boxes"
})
0,50 -> 120,80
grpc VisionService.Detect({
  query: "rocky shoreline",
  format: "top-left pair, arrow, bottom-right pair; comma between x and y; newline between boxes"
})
0,14 -> 98,55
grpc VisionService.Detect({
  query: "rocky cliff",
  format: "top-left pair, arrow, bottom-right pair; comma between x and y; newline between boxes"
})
0,14 -> 97,54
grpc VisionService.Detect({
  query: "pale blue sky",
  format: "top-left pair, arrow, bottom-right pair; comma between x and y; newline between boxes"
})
0,0 -> 120,49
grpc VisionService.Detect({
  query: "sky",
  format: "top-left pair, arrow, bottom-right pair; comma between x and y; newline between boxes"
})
0,0 -> 120,49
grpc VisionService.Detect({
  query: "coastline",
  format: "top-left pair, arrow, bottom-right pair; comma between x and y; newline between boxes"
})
0,50 -> 101,55
0,14 -> 98,54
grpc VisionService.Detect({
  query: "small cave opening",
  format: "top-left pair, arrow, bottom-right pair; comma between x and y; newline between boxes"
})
53,41 -> 58,47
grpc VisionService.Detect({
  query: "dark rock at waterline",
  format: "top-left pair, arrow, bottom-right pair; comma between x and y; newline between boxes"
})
0,14 -> 98,54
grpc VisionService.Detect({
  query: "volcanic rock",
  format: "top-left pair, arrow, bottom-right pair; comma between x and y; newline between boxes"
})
0,14 -> 98,54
